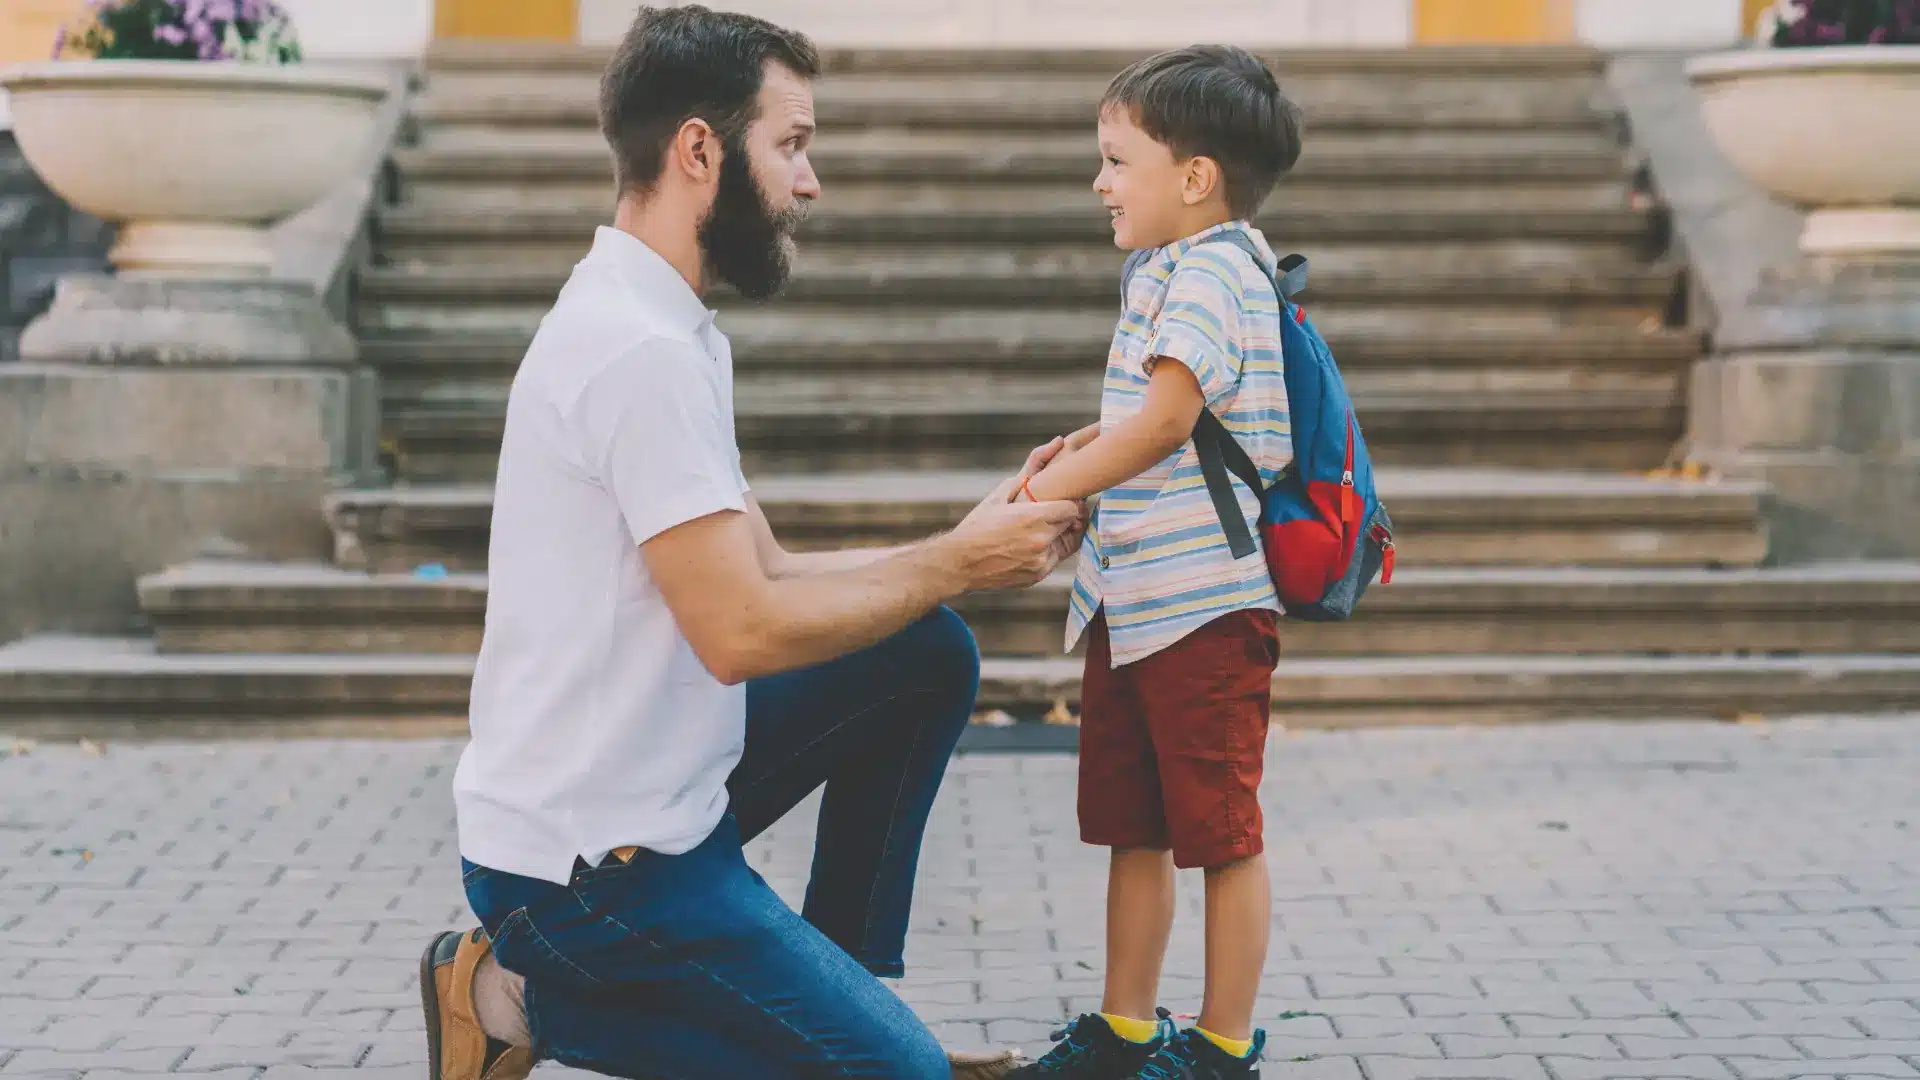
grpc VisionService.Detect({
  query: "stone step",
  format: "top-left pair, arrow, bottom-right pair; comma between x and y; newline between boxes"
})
402,177 -> 1643,219
974,654 -> 1920,728
360,326 -> 1703,409
413,73 -> 1616,132
396,130 -> 1638,187
357,260 -> 1680,315
382,369 -> 1684,481
422,41 -> 1611,79
323,468 -> 1768,575
378,237 -> 1668,284
375,204 -> 1661,258
5,634 -> 1915,737
125,561 -> 1920,660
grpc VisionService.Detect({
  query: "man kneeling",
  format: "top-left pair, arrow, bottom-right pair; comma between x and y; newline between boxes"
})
414,6 -> 1086,1078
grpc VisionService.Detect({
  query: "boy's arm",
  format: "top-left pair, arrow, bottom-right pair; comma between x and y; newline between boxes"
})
1023,363 -> 1205,503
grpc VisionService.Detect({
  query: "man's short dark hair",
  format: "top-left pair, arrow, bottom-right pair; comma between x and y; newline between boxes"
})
599,4 -> 821,194
1101,45 -> 1304,220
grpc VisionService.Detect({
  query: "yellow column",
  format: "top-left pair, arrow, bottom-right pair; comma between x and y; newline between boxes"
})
1,0 -> 86,64
435,0 -> 577,40
1413,0 -> 1577,43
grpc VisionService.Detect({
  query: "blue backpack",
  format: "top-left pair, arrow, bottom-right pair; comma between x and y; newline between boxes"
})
1120,234 -> 1395,621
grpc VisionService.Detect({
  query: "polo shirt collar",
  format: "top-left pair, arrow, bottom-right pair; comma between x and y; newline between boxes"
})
1159,219 -> 1276,271
587,225 -> 715,337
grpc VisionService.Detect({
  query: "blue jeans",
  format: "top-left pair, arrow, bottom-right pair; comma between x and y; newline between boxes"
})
461,607 -> 980,1080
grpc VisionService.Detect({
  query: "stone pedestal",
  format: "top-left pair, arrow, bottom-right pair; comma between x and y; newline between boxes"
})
0,275 -> 380,641
1688,259 -> 1920,562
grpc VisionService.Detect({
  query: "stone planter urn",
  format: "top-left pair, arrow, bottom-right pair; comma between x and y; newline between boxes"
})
0,60 -> 387,277
1687,46 -> 1920,257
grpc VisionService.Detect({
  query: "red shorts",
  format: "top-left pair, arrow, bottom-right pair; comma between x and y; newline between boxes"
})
1077,609 -> 1280,870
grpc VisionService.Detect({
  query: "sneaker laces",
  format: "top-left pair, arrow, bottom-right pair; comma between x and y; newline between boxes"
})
1032,1016 -> 1102,1071
1135,1031 -> 1201,1080
1139,1029 -> 1268,1080
1034,1009 -> 1174,1073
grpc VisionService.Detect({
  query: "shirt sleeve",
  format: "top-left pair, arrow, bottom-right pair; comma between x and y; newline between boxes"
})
573,338 -> 749,547
1144,253 -> 1245,409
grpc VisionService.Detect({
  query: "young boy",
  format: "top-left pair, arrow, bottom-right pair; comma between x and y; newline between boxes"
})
1007,45 -> 1304,1080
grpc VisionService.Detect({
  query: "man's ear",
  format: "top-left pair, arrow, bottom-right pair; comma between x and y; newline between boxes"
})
672,117 -> 720,183
1182,155 -> 1223,208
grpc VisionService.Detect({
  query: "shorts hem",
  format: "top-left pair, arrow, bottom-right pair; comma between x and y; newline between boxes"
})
1172,834 -> 1265,871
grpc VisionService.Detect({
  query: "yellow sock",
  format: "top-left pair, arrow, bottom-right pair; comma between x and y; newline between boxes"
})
1098,1012 -> 1161,1043
1195,1027 -> 1255,1058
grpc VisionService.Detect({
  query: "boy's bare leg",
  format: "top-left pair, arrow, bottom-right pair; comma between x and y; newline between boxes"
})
1195,853 -> 1271,1041
1102,846 -> 1177,1019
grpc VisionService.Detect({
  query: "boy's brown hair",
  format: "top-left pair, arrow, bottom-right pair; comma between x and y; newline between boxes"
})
1101,45 -> 1304,220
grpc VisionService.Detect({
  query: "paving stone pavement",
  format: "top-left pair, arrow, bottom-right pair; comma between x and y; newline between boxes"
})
4,717 -> 1920,1080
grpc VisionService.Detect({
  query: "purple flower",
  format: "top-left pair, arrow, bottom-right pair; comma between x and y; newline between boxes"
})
51,25 -> 66,58
155,23 -> 188,44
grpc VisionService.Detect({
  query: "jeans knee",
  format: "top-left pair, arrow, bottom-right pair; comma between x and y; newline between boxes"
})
909,605 -> 981,699
880,1023 -> 951,1080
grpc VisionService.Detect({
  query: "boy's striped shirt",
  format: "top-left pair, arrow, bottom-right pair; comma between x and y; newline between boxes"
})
1066,220 -> 1293,667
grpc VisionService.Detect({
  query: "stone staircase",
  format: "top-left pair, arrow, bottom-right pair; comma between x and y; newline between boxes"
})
4,42 -> 1919,739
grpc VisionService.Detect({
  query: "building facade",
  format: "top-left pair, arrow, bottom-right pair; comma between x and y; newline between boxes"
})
4,0 -> 1776,69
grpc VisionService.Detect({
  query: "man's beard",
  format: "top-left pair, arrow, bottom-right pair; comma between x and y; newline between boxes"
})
699,136 -> 807,302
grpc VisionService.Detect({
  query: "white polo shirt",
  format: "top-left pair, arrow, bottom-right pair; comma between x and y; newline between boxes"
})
453,226 -> 750,886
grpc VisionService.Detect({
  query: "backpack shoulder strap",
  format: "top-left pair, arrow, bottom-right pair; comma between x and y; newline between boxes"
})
1208,232 -> 1310,300
1194,409 -> 1265,560
1183,232 -> 1306,560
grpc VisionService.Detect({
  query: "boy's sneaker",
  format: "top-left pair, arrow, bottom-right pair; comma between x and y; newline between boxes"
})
1134,1028 -> 1267,1080
1007,1009 -> 1174,1078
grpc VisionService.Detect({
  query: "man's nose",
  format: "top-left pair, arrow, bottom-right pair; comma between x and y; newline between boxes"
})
794,155 -> 822,200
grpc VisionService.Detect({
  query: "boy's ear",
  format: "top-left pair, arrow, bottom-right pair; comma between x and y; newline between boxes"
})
1181,155 -> 1223,208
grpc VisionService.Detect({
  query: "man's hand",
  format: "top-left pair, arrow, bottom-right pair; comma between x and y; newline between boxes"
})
960,436 -> 1067,530
937,497 -> 1083,592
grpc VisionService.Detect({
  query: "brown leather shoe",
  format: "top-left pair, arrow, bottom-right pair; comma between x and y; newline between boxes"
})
421,929 -> 533,1080
949,1047 -> 1024,1080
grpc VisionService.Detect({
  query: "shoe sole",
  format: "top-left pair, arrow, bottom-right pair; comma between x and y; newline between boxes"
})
420,931 -> 459,1080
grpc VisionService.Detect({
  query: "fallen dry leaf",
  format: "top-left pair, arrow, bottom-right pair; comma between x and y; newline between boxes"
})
972,709 -> 1018,728
1043,698 -> 1080,727
79,738 -> 105,757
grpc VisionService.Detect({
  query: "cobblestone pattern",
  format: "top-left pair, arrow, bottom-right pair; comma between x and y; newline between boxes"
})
2,718 -> 1919,1079
0,133 -> 112,365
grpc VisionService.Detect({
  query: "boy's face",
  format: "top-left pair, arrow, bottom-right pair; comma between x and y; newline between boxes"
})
1094,105 -> 1215,251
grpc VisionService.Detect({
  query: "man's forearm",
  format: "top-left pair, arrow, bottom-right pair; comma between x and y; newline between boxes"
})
726,536 -> 968,683
767,543 -> 910,579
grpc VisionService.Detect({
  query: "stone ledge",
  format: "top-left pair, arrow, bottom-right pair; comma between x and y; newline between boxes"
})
422,41 -> 1611,77
321,467 -> 1768,574
358,262 -> 1683,308
19,276 -> 358,368
0,364 -> 358,472
3,635 -> 1915,740
378,205 -> 1662,247
127,560 -> 1920,659
0,472 -> 335,643
359,325 -> 1706,380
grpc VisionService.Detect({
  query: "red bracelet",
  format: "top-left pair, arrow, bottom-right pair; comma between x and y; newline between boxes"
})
1020,477 -> 1039,503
